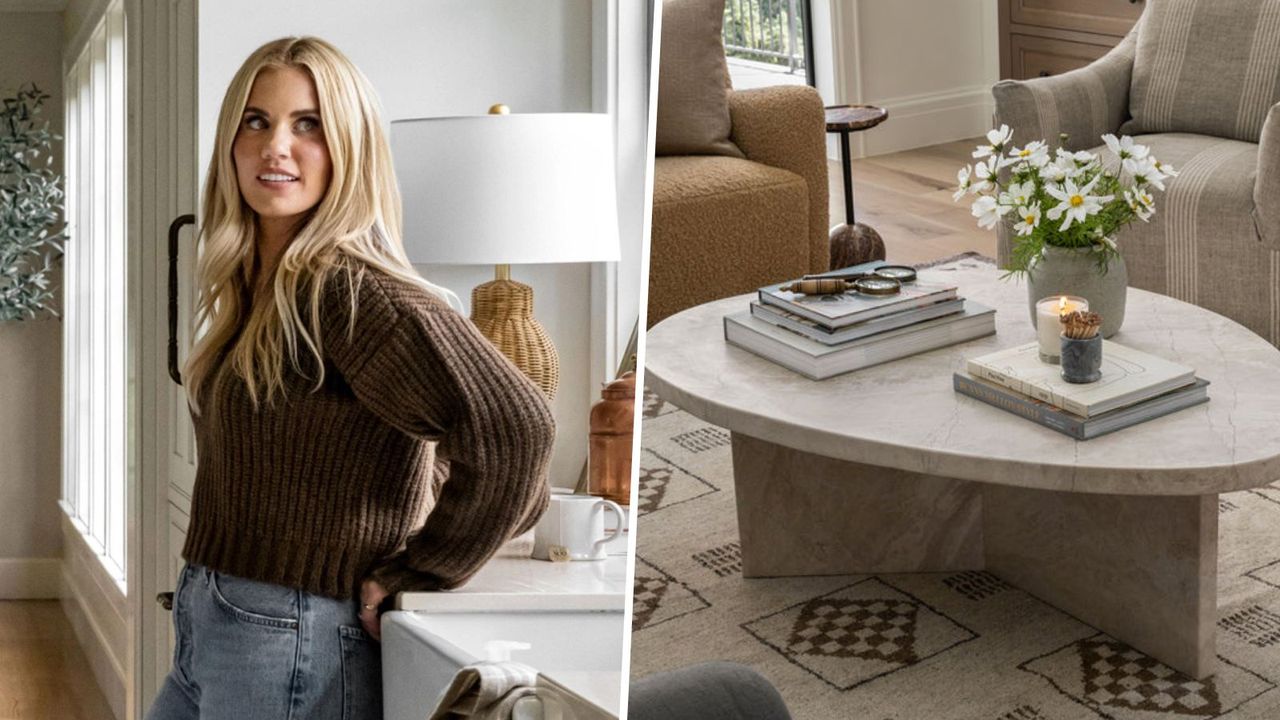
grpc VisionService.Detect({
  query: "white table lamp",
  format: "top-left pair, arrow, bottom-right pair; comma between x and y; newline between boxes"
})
392,108 -> 621,400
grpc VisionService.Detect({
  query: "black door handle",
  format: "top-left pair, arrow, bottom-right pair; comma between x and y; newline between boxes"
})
168,214 -> 196,386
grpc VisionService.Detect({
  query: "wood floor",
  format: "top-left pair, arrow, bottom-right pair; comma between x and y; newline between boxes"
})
0,601 -> 114,720
833,137 -> 997,266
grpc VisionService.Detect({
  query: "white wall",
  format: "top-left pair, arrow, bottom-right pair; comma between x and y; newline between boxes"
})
826,0 -> 999,157
198,0 -> 613,489
0,11 -> 65,599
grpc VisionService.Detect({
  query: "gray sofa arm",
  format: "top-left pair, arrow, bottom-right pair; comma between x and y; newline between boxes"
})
993,28 -> 1137,152
1257,102 -> 1280,250
629,662 -> 792,720
992,26 -> 1139,265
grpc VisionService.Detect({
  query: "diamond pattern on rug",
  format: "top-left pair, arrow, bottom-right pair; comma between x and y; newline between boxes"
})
944,570 -> 1012,601
788,598 -> 919,664
1220,606 -> 1280,648
637,448 -> 717,515
1080,640 -> 1220,715
742,577 -> 978,691
642,387 -> 676,419
692,542 -> 741,577
1019,633 -> 1275,719
672,426 -> 730,453
632,557 -> 710,632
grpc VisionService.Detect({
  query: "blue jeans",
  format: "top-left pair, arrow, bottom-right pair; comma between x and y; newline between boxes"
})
145,563 -> 383,720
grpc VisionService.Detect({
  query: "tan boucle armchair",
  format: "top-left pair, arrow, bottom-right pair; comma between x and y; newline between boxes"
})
647,84 -> 829,328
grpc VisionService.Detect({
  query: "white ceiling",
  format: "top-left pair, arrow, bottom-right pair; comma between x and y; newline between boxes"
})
0,0 -> 68,12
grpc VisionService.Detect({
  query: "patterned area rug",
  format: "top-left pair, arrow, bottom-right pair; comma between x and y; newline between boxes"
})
630,256 -> 1280,719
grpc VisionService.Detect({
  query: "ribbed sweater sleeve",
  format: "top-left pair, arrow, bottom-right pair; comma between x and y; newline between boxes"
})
319,268 -> 556,594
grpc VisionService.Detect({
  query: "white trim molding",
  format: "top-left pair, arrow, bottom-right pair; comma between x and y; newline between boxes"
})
858,86 -> 995,158
61,512 -> 127,720
0,558 -> 63,598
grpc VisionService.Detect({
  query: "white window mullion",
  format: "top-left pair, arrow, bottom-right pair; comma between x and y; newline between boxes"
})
62,67 -> 78,520
90,26 -> 108,546
107,4 -> 127,569
76,56 -> 92,525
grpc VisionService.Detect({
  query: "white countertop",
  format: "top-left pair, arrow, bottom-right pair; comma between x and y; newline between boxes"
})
395,535 -> 629,611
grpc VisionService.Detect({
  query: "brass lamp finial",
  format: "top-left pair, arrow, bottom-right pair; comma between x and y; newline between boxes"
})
488,103 -> 510,115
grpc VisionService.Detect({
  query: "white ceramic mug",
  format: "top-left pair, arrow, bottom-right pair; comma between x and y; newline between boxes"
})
532,495 -> 626,561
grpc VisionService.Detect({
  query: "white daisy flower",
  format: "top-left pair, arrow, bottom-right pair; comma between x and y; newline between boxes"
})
1129,157 -> 1169,191
1038,161 -> 1068,183
1102,134 -> 1150,172
953,164 -> 973,201
1001,180 -> 1035,207
1045,176 -> 1113,230
1124,188 -> 1156,221
1154,158 -> 1179,178
1013,203 -> 1041,236
973,124 -> 1014,159
971,195 -> 1012,230
972,159 -> 1000,193
1009,140 -> 1050,167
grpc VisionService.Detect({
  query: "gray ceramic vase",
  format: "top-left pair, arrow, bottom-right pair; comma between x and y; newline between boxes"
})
1025,245 -> 1127,338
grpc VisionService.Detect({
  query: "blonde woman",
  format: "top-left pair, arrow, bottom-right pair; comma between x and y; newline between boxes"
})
145,37 -> 555,720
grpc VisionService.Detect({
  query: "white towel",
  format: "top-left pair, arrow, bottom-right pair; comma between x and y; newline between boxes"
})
428,662 -> 614,720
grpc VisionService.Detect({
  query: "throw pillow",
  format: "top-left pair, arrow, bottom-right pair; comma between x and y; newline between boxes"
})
655,0 -> 744,158
1123,0 -> 1280,143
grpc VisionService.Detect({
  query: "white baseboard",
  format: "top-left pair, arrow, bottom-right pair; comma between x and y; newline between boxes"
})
61,515 -> 127,720
0,558 -> 63,598
834,86 -> 995,160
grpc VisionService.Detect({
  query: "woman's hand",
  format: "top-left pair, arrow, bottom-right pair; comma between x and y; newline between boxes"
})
358,577 -> 390,641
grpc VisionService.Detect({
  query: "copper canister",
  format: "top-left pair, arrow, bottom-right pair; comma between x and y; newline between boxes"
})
588,371 -> 635,505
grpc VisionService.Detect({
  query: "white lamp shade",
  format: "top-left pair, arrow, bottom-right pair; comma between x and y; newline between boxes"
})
391,113 -> 621,266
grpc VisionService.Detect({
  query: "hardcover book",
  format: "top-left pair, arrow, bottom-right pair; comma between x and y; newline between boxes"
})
757,278 -> 959,329
965,341 -> 1196,418
723,300 -> 996,380
749,298 -> 966,346
954,373 -> 1210,440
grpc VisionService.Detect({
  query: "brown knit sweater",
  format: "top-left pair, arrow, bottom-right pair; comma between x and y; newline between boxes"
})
181,265 -> 556,600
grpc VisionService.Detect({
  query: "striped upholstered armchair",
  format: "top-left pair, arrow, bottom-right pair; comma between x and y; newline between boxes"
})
992,0 -> 1280,347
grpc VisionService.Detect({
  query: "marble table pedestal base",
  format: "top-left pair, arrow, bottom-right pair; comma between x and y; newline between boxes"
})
730,432 -> 1218,679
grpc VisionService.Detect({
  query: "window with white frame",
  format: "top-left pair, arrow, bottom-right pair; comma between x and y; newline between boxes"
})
61,0 -> 127,587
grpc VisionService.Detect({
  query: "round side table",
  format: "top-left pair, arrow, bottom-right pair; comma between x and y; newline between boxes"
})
825,104 -> 888,269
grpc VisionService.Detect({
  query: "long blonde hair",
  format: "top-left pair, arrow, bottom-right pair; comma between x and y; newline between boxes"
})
184,37 -> 458,415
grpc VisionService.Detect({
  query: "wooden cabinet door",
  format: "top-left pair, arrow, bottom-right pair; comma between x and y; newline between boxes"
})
1010,0 -> 1144,37
1009,34 -> 1114,80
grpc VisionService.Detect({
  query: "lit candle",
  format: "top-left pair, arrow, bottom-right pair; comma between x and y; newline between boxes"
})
1036,295 -> 1088,363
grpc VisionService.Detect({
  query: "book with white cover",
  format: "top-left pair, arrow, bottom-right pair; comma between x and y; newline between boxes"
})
750,298 -> 966,345
965,341 -> 1195,418
757,278 -> 959,328
724,301 -> 996,380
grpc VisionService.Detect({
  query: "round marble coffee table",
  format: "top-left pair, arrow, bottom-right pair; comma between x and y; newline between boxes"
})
644,260 -> 1280,680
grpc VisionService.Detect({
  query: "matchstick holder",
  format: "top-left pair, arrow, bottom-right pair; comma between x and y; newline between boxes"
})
1060,334 -> 1102,384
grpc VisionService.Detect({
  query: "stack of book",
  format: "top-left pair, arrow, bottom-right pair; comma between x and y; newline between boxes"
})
955,341 -> 1210,440
723,260 -> 997,380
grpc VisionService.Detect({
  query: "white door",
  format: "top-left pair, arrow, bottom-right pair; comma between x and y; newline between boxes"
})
126,0 -> 199,714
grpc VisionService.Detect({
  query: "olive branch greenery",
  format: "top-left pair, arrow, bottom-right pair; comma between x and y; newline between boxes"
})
1,83 -> 66,322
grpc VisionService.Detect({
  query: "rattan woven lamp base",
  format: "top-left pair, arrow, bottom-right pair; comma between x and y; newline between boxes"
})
470,278 -> 560,400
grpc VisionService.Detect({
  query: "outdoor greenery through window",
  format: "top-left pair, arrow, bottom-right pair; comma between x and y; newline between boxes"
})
722,0 -> 809,81
61,0 -> 127,587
